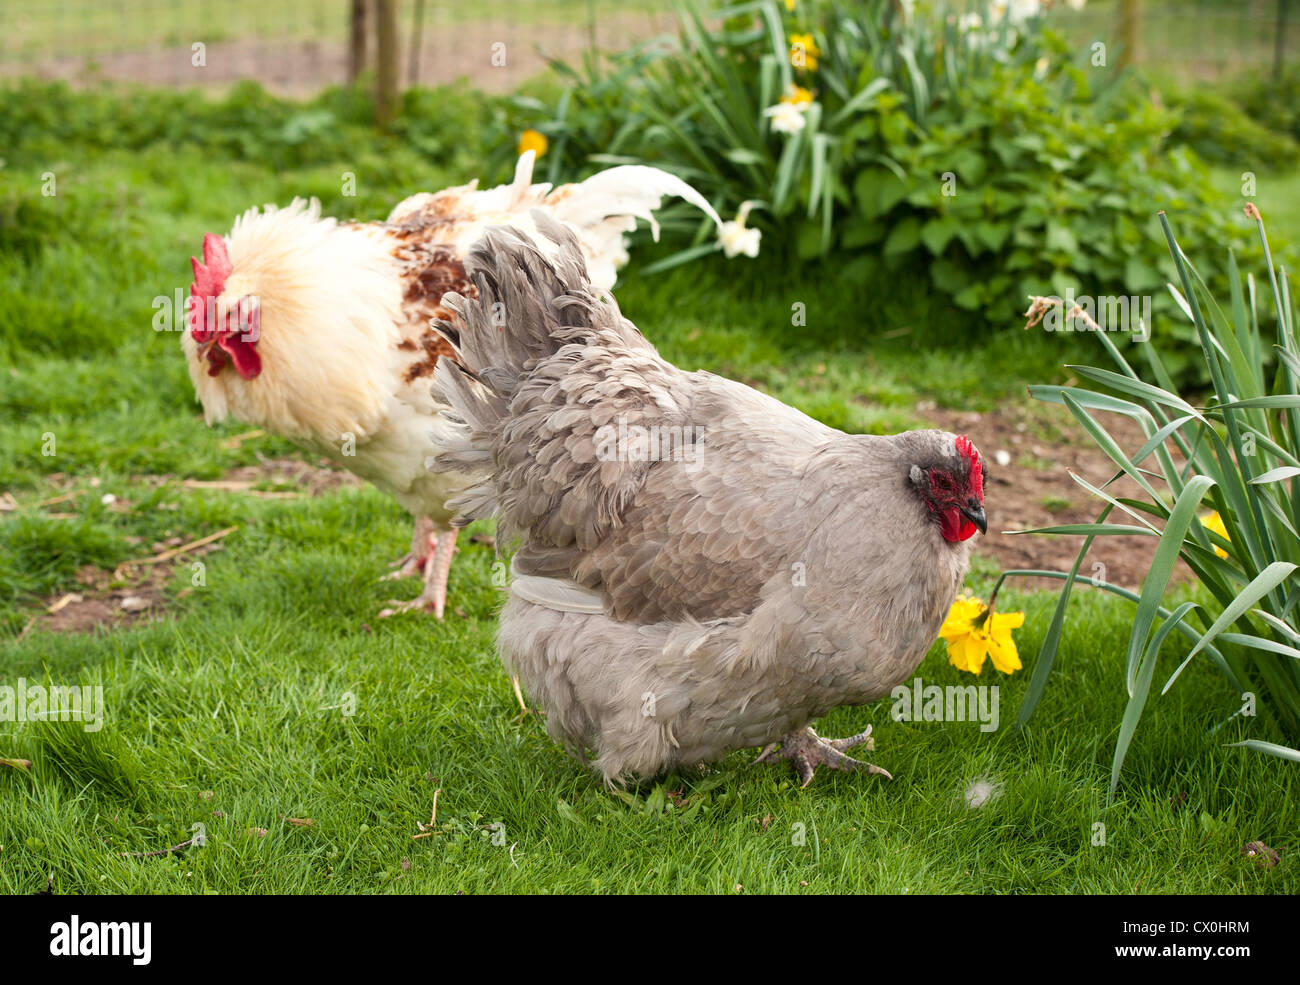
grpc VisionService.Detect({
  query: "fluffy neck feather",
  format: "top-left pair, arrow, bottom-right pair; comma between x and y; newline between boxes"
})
182,198 -> 403,445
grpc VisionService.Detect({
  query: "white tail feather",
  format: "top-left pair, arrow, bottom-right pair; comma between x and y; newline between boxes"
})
554,164 -> 723,241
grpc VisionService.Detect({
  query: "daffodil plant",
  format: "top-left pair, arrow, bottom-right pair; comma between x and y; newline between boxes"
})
1001,206 -> 1300,794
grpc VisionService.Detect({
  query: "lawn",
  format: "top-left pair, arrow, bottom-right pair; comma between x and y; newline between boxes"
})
1,82 -> 1298,894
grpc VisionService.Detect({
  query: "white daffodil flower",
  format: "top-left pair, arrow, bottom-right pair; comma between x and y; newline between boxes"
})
1008,0 -> 1041,24
718,201 -> 761,259
763,100 -> 808,135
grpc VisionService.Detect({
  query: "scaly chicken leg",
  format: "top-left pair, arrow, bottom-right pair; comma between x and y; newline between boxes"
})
753,726 -> 893,788
382,515 -> 435,583
380,527 -> 458,619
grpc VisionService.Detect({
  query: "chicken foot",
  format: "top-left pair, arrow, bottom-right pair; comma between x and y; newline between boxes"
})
381,515 -> 435,582
379,528 -> 458,619
753,725 -> 893,788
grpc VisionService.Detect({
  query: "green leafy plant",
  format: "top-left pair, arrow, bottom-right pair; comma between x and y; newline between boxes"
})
993,205 -> 1300,793
509,0 -> 1061,259
513,0 -> 1278,371
1166,88 -> 1300,170
0,78 -> 508,191
1232,68 -> 1300,147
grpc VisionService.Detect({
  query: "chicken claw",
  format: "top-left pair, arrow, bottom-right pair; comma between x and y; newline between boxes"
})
381,553 -> 423,581
754,725 -> 893,788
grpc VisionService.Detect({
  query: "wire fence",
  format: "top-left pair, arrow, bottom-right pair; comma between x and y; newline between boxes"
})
0,0 -> 672,96
1050,0 -> 1296,83
0,1 -> 1294,98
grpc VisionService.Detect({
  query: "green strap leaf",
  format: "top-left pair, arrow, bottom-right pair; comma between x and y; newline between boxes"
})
1061,393 -> 1169,510
1014,504 -> 1115,730
1216,633 -> 1300,659
828,77 -> 891,128
1125,475 -> 1217,694
1226,739 -> 1300,763
1250,608 -> 1300,644
1185,561 -> 1298,662
1029,385 -> 1155,422
1249,466 -> 1300,485
1065,365 -> 1198,417
1210,395 -> 1300,411
1006,523 -> 1156,537
1067,470 -> 1163,532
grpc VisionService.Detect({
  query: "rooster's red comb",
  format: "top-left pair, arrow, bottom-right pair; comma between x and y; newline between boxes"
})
956,434 -> 983,500
190,233 -> 232,299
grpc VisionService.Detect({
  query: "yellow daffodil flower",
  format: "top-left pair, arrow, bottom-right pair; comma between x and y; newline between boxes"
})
781,83 -> 814,106
764,84 -> 816,135
518,129 -> 548,159
784,0 -> 796,10
789,32 -> 820,72
1201,511 -> 1230,559
939,594 -> 1025,675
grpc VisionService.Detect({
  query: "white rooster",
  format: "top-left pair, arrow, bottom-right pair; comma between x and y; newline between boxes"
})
182,152 -> 721,622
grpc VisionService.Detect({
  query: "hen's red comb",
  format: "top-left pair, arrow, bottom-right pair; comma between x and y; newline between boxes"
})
956,434 -> 983,500
190,233 -> 232,299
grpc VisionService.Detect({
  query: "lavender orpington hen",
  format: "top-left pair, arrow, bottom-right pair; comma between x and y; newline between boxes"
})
431,214 -> 989,787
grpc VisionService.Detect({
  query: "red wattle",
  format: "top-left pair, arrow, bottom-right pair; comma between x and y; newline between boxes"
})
939,508 -> 979,542
217,333 -> 262,380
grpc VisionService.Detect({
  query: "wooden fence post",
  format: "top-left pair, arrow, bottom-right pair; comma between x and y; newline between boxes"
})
348,0 -> 367,83
1118,0 -> 1142,70
1277,0 -> 1290,81
375,0 -> 399,127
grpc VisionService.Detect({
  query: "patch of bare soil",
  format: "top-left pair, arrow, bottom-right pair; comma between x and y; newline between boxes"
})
194,455 -> 364,497
16,454 -> 361,638
26,535 -> 229,638
123,450 -> 363,500
924,400 -> 1170,591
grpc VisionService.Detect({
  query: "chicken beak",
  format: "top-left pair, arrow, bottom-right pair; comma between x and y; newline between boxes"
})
960,503 -> 987,535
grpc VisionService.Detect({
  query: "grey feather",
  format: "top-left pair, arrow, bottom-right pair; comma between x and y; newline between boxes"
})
430,217 -> 978,785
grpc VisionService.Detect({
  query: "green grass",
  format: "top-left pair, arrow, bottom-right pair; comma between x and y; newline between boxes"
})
3,559 -> 1293,894
1,81 -> 1297,894
1208,165 -> 1300,245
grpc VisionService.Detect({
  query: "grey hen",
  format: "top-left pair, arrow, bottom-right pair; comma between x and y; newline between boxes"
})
432,214 -> 988,787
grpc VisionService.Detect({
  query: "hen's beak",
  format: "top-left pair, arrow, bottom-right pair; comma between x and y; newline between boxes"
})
960,502 -> 987,535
